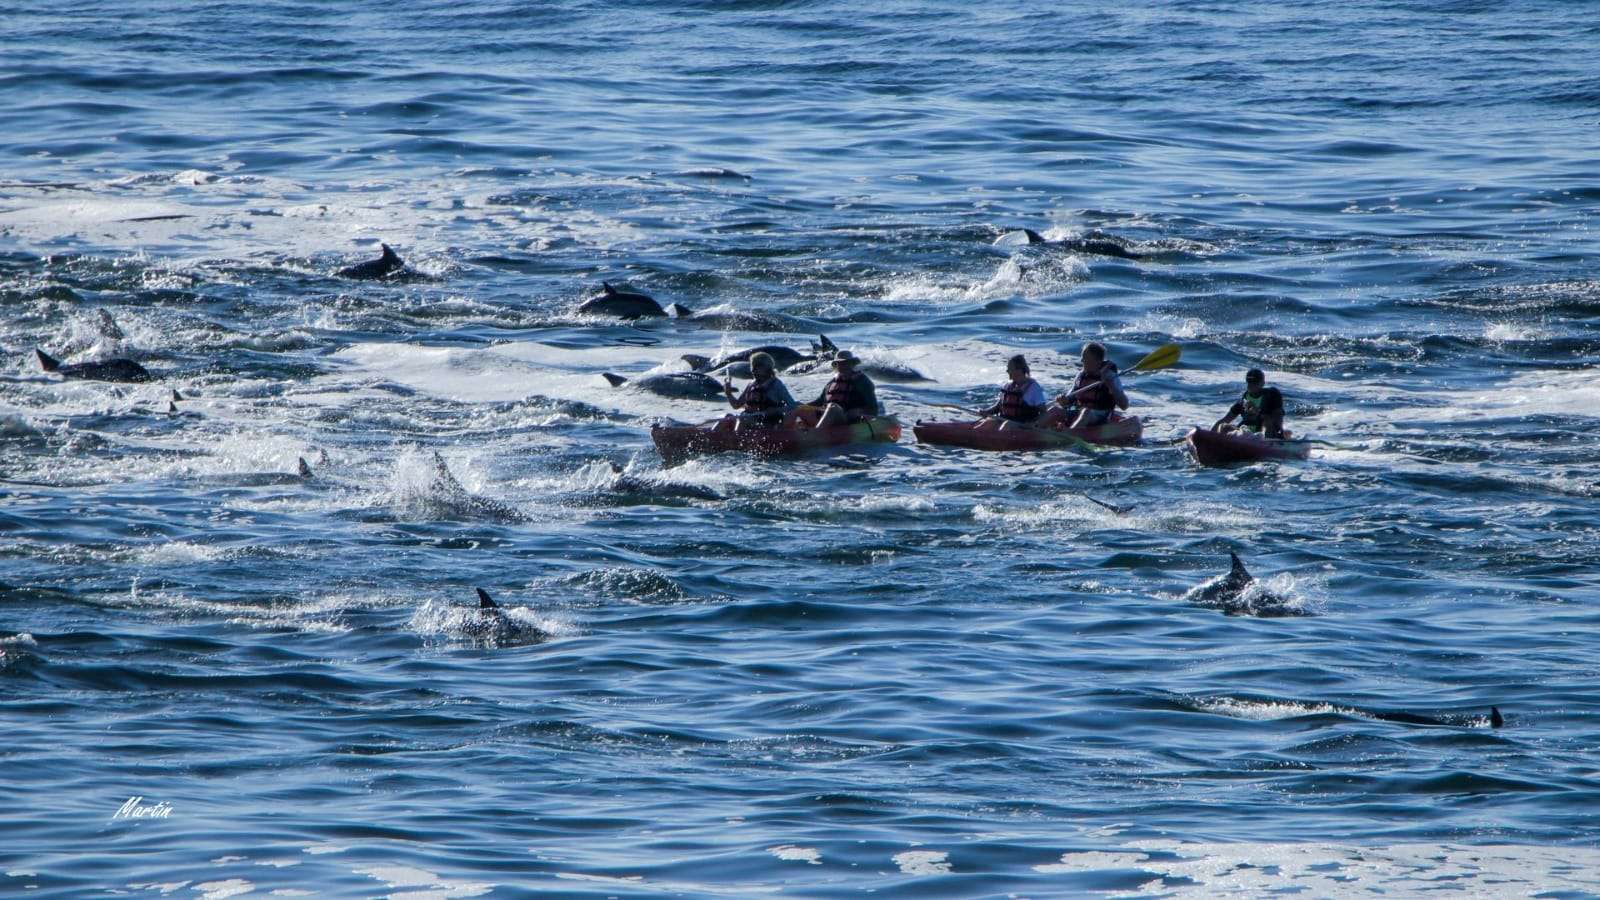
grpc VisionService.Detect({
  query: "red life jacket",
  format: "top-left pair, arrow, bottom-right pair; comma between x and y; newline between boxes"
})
824,371 -> 857,406
739,378 -> 777,412
999,378 -> 1040,420
1072,362 -> 1119,411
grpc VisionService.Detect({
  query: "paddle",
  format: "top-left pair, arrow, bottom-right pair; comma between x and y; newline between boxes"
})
1060,343 -> 1181,402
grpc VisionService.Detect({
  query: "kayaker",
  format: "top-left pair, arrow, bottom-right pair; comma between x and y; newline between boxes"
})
1036,341 -> 1128,430
1212,368 -> 1286,439
789,350 -> 879,429
715,351 -> 797,431
975,354 -> 1047,431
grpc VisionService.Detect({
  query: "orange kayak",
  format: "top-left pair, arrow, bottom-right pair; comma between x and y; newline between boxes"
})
1185,426 -> 1310,466
651,415 -> 901,466
913,415 -> 1143,451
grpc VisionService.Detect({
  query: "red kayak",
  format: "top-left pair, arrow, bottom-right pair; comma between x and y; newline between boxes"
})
913,415 -> 1143,451
651,416 -> 901,466
1185,427 -> 1310,466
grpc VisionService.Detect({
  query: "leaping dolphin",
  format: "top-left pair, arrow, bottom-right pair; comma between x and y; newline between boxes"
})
337,243 -> 409,279
35,349 -> 153,384
578,282 -> 691,319
1185,553 -> 1306,617
464,588 -> 548,645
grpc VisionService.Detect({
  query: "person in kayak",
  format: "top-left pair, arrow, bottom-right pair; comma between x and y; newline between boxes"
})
789,350 -> 879,429
715,351 -> 798,431
1211,368 -> 1286,439
1036,341 -> 1128,430
975,354 -> 1047,431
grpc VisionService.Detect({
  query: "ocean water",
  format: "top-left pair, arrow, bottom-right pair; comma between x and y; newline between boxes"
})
3,0 -> 1599,895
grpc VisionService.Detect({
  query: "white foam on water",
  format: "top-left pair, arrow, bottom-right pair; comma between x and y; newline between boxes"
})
351,865 -> 493,899
554,872 -> 780,895
767,845 -> 822,864
880,255 -> 1088,306
1030,841 -> 1600,895
408,598 -> 573,644
193,879 -> 253,900
1196,697 -> 1339,721
892,850 -> 952,875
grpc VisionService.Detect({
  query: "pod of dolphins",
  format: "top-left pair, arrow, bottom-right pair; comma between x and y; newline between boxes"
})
11,238 -> 1506,729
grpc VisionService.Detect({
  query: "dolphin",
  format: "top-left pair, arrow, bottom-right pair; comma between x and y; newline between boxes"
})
1363,706 -> 1504,729
785,355 -> 934,383
464,588 -> 548,646
427,452 -> 529,523
1184,553 -> 1306,617
681,340 -> 819,374
35,349 -> 153,384
996,227 -> 1143,260
337,243 -> 408,279
601,371 -> 724,401
577,282 -> 691,319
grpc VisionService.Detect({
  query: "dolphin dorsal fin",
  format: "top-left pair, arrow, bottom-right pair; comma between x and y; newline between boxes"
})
603,282 -> 618,295
35,348 -> 60,372
818,334 -> 837,353
1228,552 -> 1251,582
1490,706 -> 1504,729
476,588 -> 498,609
380,243 -> 398,261
601,372 -> 628,388
171,389 -> 184,402
297,457 -> 313,478
1023,228 -> 1047,244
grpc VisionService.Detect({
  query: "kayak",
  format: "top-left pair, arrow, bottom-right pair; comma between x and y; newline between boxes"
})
1185,427 -> 1310,466
912,415 -> 1143,451
651,416 -> 902,466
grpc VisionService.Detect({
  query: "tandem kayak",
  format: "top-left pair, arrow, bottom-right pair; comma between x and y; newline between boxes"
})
1185,427 -> 1310,467
912,415 -> 1143,451
651,415 -> 902,466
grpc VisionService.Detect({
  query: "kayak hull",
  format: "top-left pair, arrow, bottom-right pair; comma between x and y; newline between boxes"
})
1185,427 -> 1310,466
651,416 -> 901,466
912,416 -> 1143,451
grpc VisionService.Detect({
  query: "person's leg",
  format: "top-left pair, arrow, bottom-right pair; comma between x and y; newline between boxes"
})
714,414 -> 736,432
1070,408 -> 1109,430
1036,406 -> 1068,430
785,406 -> 821,430
974,416 -> 1000,431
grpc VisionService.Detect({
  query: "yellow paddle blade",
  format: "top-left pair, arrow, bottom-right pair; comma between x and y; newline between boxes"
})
1127,343 -> 1180,374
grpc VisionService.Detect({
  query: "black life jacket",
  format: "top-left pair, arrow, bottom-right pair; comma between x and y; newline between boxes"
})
824,371 -> 858,407
1238,387 -> 1281,433
1072,362 -> 1118,411
999,378 -> 1040,421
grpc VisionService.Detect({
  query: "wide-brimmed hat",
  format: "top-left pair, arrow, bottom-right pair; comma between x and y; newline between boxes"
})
831,350 -> 860,366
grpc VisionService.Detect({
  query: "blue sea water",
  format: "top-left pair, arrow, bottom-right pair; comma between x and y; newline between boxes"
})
3,0 -> 1599,895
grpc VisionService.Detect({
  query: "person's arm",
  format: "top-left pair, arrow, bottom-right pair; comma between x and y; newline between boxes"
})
857,379 -> 878,414
1023,381 -> 1048,416
1212,400 -> 1243,431
1106,370 -> 1129,410
978,399 -> 1002,416
723,378 -> 742,410
1261,389 -> 1285,438
769,380 -> 798,412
